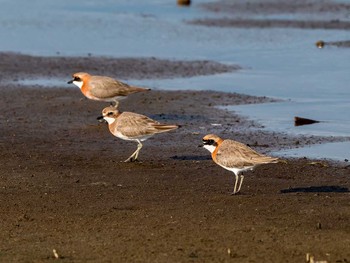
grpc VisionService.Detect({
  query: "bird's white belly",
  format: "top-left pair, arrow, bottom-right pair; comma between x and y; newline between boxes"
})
104,96 -> 126,102
219,164 -> 254,175
114,130 -> 152,142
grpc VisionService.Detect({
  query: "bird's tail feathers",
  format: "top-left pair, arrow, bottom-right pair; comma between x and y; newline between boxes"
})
153,124 -> 179,133
130,85 -> 151,93
258,156 -> 280,164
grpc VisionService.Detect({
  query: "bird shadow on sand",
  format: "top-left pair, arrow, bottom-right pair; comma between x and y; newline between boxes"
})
171,155 -> 211,161
280,185 -> 349,194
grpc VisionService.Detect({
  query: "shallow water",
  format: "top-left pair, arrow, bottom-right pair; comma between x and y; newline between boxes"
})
275,141 -> 350,162
1,0 -> 350,159
223,100 -> 350,137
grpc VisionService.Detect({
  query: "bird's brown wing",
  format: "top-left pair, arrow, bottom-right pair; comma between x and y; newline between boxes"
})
115,113 -> 178,138
115,112 -> 162,138
216,140 -> 278,168
89,76 -> 142,99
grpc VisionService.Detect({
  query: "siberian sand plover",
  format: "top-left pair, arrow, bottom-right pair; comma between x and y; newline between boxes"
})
201,134 -> 279,195
67,72 -> 150,108
99,106 -> 179,162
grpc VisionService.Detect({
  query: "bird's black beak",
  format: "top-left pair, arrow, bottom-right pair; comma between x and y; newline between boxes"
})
67,79 -> 73,84
97,116 -> 104,121
198,144 -> 203,148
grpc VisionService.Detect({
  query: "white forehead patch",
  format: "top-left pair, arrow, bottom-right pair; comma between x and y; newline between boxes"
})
203,144 -> 216,153
72,80 -> 83,89
103,116 -> 116,124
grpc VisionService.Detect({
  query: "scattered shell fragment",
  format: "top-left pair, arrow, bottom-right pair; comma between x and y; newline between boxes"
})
308,161 -> 329,167
53,249 -> 59,259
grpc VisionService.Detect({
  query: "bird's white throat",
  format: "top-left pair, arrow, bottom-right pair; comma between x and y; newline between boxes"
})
72,80 -> 83,89
103,116 -> 116,124
203,144 -> 216,153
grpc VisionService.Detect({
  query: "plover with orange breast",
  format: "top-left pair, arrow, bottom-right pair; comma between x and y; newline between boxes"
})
99,106 -> 179,162
201,134 -> 279,195
68,72 -> 150,108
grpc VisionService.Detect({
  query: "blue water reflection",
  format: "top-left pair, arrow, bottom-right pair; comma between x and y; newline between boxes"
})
1,0 -> 349,159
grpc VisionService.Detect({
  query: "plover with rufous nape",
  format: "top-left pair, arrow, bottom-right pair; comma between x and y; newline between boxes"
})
201,134 -> 279,195
68,72 -> 150,108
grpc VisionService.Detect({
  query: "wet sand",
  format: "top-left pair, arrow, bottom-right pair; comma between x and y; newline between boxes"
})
189,18 -> 350,30
190,0 -> 350,31
199,0 -> 350,15
0,53 -> 349,262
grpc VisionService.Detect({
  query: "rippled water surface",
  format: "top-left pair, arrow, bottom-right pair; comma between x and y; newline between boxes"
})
1,0 -> 349,159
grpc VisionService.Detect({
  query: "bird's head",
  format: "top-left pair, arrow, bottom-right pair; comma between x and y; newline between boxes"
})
201,134 -> 222,153
67,72 -> 91,89
97,106 -> 120,124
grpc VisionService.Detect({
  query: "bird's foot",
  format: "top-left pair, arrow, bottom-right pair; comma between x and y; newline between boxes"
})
123,157 -> 140,163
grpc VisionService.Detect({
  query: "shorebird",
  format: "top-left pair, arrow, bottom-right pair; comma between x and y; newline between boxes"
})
201,134 -> 279,195
99,106 -> 179,162
67,72 -> 150,108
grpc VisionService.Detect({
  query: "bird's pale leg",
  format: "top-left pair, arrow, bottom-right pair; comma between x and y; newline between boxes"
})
231,173 -> 239,195
133,141 -> 143,160
236,175 -> 245,193
124,150 -> 137,162
124,140 -> 143,162
113,100 -> 119,108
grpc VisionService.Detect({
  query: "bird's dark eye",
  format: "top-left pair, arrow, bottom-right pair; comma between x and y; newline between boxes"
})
74,76 -> 81,81
107,112 -> 114,116
203,139 -> 215,145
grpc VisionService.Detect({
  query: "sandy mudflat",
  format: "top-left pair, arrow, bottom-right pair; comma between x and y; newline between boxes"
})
191,0 -> 350,30
0,53 -> 349,262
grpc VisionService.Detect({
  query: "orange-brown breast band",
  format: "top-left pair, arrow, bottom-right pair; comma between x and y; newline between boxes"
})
211,138 -> 223,163
81,83 -> 89,96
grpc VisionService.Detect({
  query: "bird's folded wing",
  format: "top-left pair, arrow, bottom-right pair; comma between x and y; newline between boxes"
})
116,113 -> 160,138
216,140 -> 277,168
89,77 -> 133,98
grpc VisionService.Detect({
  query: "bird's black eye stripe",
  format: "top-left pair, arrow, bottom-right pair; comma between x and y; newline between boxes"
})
203,139 -> 215,145
74,76 -> 81,81
107,112 -> 114,116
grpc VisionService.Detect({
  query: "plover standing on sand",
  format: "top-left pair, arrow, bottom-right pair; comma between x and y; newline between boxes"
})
99,106 -> 179,162
201,134 -> 279,195
68,72 -> 150,108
